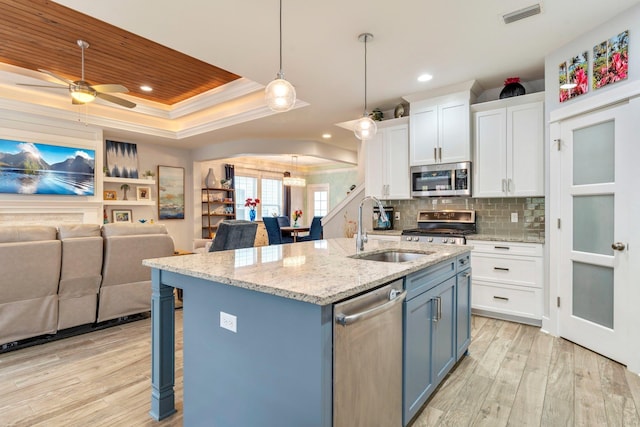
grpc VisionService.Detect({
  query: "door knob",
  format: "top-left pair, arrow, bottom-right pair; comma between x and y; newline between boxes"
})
611,242 -> 626,251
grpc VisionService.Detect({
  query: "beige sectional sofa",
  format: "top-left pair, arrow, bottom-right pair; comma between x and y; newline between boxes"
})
99,224 -> 175,322
0,226 -> 61,345
0,223 -> 175,348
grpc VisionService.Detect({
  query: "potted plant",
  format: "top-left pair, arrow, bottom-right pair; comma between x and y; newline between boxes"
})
143,170 -> 155,180
103,166 -> 109,177
120,183 -> 130,200
220,178 -> 232,189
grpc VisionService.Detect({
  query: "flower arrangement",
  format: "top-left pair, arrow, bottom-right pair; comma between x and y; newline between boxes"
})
245,198 -> 260,221
293,209 -> 303,226
245,198 -> 260,208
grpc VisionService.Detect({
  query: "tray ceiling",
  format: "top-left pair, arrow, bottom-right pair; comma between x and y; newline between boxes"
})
0,0 -> 240,105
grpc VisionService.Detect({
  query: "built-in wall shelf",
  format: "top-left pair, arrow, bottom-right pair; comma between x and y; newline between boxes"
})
103,200 -> 155,206
103,177 -> 156,185
103,177 -> 157,207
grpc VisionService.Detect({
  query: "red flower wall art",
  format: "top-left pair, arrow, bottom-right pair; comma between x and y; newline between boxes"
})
559,52 -> 589,103
593,30 -> 629,90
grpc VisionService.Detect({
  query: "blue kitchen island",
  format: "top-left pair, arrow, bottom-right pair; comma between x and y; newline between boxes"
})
143,238 -> 470,426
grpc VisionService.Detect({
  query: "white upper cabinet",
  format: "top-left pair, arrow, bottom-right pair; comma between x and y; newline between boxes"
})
364,117 -> 411,200
410,98 -> 471,165
473,93 -> 544,198
405,82 -> 481,166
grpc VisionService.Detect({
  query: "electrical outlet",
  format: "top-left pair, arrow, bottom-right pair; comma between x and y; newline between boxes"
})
394,212 -> 400,221
511,212 -> 518,223
220,311 -> 237,333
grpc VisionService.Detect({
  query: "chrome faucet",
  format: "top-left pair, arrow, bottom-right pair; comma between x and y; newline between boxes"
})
356,196 -> 389,253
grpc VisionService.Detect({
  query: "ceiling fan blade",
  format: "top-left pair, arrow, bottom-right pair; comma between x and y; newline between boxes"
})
38,69 -> 74,85
96,92 -> 136,109
92,84 -> 129,93
16,83 -> 67,89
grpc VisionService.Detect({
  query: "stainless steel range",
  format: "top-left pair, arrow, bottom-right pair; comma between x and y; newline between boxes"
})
401,210 -> 476,244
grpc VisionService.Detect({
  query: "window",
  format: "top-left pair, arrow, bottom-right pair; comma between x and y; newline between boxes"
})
314,190 -> 328,216
235,176 -> 258,220
261,178 -> 282,217
235,175 -> 283,220
307,184 -> 329,217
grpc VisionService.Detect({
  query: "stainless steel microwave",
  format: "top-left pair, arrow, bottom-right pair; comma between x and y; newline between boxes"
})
410,161 -> 472,197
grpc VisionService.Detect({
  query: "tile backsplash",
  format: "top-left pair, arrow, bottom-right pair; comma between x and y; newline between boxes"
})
389,197 -> 545,242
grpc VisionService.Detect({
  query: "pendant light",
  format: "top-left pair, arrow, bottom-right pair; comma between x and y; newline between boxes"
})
283,155 -> 306,187
265,0 -> 296,112
353,33 -> 377,141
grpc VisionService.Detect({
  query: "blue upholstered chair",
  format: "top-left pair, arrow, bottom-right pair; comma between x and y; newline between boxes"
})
277,216 -> 292,239
297,216 -> 323,242
263,217 -> 294,245
276,216 -> 290,227
209,220 -> 258,252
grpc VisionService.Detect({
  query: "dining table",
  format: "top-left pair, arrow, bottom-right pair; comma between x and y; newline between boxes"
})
280,226 -> 310,242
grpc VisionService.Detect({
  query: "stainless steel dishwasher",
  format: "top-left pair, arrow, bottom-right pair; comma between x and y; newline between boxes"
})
333,279 -> 406,427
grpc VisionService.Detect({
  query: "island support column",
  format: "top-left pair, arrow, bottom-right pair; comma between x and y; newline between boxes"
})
149,268 -> 177,420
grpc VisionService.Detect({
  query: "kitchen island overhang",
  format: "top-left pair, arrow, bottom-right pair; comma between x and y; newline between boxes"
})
144,238 -> 470,425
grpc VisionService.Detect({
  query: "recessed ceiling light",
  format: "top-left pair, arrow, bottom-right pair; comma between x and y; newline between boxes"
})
140,85 -> 153,92
322,133 -> 332,139
417,74 -> 433,82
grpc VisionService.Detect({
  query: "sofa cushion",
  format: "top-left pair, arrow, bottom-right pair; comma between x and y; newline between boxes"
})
0,225 -> 57,243
102,223 -> 168,237
58,224 -> 101,239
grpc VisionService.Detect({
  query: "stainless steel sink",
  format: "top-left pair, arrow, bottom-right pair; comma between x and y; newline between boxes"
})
350,249 -> 434,263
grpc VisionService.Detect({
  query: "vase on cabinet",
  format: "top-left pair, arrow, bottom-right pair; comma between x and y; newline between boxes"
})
249,208 -> 256,222
499,77 -> 525,99
205,168 -> 217,189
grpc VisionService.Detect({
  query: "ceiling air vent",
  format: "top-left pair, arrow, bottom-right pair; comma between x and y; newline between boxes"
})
503,3 -> 541,24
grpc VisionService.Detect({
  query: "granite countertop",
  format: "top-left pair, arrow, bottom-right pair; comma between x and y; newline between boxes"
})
367,229 -> 545,244
467,234 -> 545,244
367,229 -> 403,236
143,238 -> 469,306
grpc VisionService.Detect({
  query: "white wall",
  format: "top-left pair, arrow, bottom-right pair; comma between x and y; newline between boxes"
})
0,110 -> 104,224
0,109 -> 193,250
116,138 -> 192,250
544,4 -> 640,115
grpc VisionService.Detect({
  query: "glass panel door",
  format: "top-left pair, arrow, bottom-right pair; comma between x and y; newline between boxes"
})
558,105 -> 631,366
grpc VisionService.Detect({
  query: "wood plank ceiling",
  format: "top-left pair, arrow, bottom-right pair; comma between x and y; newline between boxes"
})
0,0 -> 241,105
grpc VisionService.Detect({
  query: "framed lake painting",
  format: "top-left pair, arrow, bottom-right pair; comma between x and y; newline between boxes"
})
158,165 -> 185,220
0,139 -> 95,195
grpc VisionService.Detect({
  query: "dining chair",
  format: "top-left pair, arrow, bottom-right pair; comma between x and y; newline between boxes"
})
209,220 -> 258,251
277,216 -> 290,227
263,217 -> 294,245
297,216 -> 323,242
277,215 -> 292,239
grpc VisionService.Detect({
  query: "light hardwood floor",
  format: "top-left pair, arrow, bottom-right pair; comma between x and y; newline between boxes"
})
1,312 -> 639,426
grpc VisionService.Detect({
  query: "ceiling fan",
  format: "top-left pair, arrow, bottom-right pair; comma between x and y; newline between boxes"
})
17,39 -> 136,109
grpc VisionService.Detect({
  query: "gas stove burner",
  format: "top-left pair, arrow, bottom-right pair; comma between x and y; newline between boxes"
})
401,209 -> 476,244
402,228 -> 475,236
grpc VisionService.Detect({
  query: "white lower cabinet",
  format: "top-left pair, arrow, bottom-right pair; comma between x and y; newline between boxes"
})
470,240 -> 543,325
